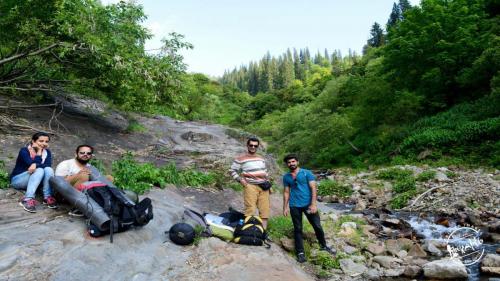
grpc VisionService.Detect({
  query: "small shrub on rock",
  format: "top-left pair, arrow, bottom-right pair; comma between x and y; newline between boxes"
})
416,170 -> 436,182
393,178 -> 416,193
0,161 -> 8,189
311,251 -> 339,270
390,189 -> 418,209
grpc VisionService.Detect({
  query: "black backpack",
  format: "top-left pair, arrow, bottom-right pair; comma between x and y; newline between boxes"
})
85,185 -> 153,242
233,216 -> 270,248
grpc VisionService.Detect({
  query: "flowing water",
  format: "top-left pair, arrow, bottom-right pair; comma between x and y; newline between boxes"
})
407,215 -> 499,281
318,202 -> 499,280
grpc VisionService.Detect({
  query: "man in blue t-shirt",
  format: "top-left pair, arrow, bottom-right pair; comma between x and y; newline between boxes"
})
282,154 -> 335,263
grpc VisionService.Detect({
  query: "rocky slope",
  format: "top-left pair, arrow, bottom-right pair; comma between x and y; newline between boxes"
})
1,96 -> 499,281
0,96 -> 303,281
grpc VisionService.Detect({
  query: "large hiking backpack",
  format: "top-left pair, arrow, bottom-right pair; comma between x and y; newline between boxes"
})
233,216 -> 270,248
85,184 -> 153,242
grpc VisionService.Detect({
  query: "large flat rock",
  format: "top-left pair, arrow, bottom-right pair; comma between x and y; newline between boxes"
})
0,188 -> 311,281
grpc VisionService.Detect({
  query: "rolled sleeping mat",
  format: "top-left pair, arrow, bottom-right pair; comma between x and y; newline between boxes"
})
89,167 -> 137,205
50,176 -> 111,231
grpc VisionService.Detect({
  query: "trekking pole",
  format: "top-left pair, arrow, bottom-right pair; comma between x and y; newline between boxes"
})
107,196 -> 113,243
110,213 -> 114,243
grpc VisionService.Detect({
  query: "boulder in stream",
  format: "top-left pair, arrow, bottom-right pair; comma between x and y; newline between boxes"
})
408,243 -> 427,258
372,256 -> 403,269
481,254 -> 500,276
339,258 -> 368,276
423,259 -> 468,279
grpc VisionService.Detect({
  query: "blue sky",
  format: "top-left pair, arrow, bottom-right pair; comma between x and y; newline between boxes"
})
102,0 -> 420,77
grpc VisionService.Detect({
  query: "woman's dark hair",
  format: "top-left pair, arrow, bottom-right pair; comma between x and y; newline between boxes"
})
31,132 -> 50,142
283,154 -> 298,163
76,144 -> 94,154
246,137 -> 260,146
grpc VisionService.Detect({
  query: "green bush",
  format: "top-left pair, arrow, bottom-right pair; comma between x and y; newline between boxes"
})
393,178 -> 416,193
376,168 -> 413,181
311,251 -> 339,270
267,215 -> 314,240
179,169 -> 216,187
446,171 -> 457,178
0,161 -> 9,189
267,216 -> 295,240
317,179 -> 353,197
112,152 -> 216,194
416,170 -> 436,182
227,182 -> 243,192
390,189 -> 418,209
126,120 -> 147,133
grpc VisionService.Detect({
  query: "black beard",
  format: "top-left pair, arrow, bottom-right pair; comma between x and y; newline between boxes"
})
289,165 -> 297,171
76,158 -> 89,165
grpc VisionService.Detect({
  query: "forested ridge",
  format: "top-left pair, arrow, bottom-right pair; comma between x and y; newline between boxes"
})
1,0 -> 499,169
219,0 -> 500,168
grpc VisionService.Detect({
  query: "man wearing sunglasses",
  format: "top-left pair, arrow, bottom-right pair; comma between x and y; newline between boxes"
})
230,137 -> 271,228
282,154 -> 335,263
55,145 -> 95,188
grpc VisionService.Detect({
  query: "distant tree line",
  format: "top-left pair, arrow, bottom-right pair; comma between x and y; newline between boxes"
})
220,48 -> 361,95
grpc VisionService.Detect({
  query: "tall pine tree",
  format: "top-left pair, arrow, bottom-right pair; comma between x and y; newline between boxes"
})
387,3 -> 401,30
398,0 -> 412,17
367,22 -> 385,47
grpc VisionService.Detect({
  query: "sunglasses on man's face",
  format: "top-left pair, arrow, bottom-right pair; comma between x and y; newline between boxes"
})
78,151 -> 93,156
248,144 -> 259,148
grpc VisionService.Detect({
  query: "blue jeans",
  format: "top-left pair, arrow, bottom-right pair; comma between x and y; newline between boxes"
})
11,167 -> 54,199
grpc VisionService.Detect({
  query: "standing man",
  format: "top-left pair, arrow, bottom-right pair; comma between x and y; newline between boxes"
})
230,137 -> 271,229
55,144 -> 95,188
282,154 -> 334,263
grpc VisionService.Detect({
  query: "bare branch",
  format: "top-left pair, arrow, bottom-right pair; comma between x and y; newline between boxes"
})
407,184 -> 446,209
0,86 -> 55,92
0,102 -> 59,109
0,114 -> 57,135
0,74 -> 28,84
48,103 -> 67,132
347,140 -> 362,152
0,43 -> 61,66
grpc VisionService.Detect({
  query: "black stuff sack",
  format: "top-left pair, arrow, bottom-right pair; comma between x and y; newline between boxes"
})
169,223 -> 196,245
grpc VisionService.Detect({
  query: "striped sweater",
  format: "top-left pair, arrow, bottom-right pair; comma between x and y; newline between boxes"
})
229,153 -> 269,184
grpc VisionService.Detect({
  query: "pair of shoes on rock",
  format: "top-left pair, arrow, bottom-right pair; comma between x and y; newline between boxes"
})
20,196 -> 58,213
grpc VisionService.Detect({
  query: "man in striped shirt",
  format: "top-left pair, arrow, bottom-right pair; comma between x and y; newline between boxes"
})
229,137 -> 270,228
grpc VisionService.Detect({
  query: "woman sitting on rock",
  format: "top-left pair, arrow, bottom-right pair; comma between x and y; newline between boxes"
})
10,132 -> 57,212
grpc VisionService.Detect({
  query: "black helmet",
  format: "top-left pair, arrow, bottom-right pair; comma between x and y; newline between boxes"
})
169,223 -> 195,245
